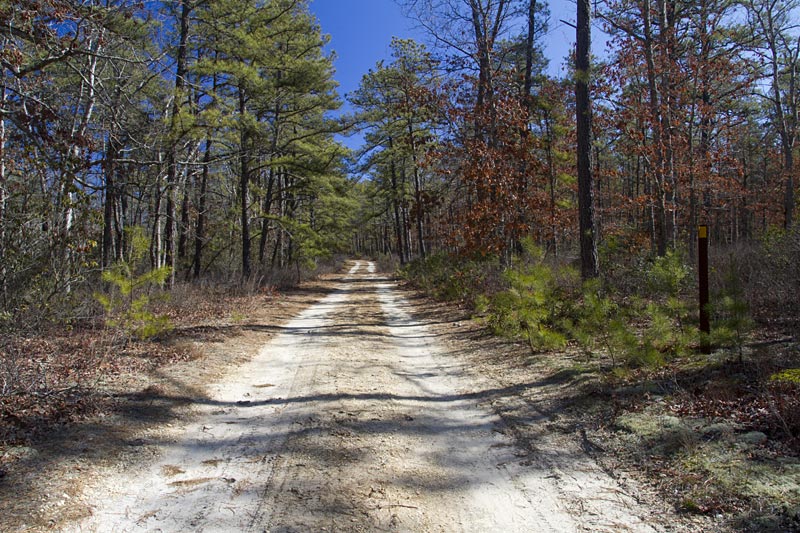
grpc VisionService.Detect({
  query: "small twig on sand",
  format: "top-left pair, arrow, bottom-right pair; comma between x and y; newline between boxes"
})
373,504 -> 419,510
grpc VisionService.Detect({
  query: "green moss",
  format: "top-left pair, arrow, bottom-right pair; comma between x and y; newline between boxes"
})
771,368 -> 800,385
683,442 -> 800,504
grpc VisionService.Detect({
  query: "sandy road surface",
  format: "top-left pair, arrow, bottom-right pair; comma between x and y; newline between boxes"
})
72,261 -> 661,532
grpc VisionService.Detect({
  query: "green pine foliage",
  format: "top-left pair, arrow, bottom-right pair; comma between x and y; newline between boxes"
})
95,228 -> 172,341
189,0 -> 349,279
645,250 -> 690,296
770,369 -> 800,385
407,243 -> 736,370
709,261 -> 754,359
402,253 -> 495,303
475,243 -> 575,353
570,280 -> 638,366
495,265 -> 570,352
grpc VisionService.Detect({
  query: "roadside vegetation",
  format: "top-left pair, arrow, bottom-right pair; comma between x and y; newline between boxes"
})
1,0 -> 352,472
3,0 -> 800,530
0,242 -> 346,453
401,229 -> 800,531
1,280 -> 255,448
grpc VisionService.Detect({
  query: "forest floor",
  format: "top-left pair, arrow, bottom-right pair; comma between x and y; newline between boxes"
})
0,260 -> 796,531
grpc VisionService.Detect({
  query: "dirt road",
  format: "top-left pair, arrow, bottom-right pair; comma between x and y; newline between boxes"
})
72,261 -> 662,532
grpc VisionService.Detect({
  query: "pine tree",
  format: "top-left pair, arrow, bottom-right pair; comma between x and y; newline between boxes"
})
194,0 -> 346,280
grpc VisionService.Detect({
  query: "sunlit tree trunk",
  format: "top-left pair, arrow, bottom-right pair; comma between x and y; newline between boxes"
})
60,34 -> 100,291
657,0 -> 677,247
258,167 -> 276,265
193,138 -> 211,279
102,137 -> 121,268
165,0 -> 191,287
390,152 -> 407,264
544,112 -> 559,257
523,0 -> 536,104
639,0 -> 669,255
745,0 -> 799,228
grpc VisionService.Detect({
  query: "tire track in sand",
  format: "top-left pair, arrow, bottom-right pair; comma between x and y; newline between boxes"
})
73,260 -> 660,532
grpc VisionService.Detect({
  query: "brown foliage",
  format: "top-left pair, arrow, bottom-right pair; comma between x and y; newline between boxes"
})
0,285 -> 279,446
434,74 -> 576,257
0,329 -> 191,445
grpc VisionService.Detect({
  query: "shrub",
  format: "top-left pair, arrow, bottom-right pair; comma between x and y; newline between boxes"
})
713,227 -> 799,331
571,251 -> 698,368
95,227 -> 172,341
407,243 -> 713,370
646,249 -> 690,298
402,253 -> 499,304
96,265 -> 172,341
709,260 -> 754,359
475,243 -> 578,354
478,263 -> 572,352
570,279 -> 639,366
766,372 -> 800,439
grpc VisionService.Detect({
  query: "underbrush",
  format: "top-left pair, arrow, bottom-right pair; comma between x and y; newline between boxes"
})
722,227 -> 800,331
0,245 -> 334,448
404,242 -> 705,368
0,282 -> 282,448
594,345 -> 800,530
401,253 -> 504,304
402,237 -> 800,529
0,328 -> 195,446
401,230 -> 800,370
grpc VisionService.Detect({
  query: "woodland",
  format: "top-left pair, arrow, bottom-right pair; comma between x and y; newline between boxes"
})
1,0 -> 800,527
0,0 -> 798,310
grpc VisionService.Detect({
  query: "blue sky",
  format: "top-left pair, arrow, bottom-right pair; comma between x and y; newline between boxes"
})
308,0 -> 591,150
309,0 -> 583,91
310,0 -> 422,101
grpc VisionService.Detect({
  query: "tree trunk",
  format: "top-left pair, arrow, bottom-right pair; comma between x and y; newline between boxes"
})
60,35 -> 100,292
193,138 -> 211,279
523,0 -> 536,104
576,0 -> 599,279
658,0 -> 677,249
775,42 -> 797,228
389,150 -> 406,264
258,167 -> 277,264
239,86 -> 251,280
271,172 -> 284,269
165,0 -> 191,287
151,168 -> 163,269
178,173 -> 190,263
102,138 -> 119,269
406,119 -> 427,258
194,67 -> 216,279
784,147 -> 795,229
468,0 -> 509,144
641,0 -> 668,255
544,113 -> 558,257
